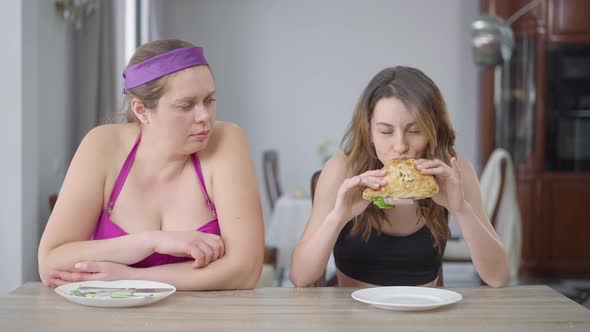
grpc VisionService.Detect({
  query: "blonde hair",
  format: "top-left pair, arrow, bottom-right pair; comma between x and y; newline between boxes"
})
341,66 -> 456,250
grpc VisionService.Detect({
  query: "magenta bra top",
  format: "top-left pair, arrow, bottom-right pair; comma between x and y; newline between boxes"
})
92,132 -> 221,268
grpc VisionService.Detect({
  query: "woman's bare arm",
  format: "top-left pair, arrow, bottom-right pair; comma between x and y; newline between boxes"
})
38,126 -> 158,283
289,154 -> 351,287
452,157 -> 510,287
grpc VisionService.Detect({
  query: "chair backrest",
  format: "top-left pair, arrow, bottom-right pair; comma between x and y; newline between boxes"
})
480,149 -> 509,228
263,247 -> 277,268
49,194 -> 58,211
479,148 -> 522,279
262,150 -> 283,211
310,169 -> 322,203
490,159 -> 507,228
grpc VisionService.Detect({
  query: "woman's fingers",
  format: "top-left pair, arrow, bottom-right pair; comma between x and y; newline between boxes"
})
415,158 -> 458,178
357,174 -> 387,189
418,166 -> 448,175
50,270 -> 74,282
191,248 -> 207,268
202,235 -> 224,260
198,237 -> 220,261
50,270 -> 93,283
186,233 -> 225,268
450,157 -> 461,176
46,272 -> 69,287
197,241 -> 214,266
48,277 -> 69,287
416,158 -> 460,174
348,170 -> 386,189
415,158 -> 446,169
340,169 -> 387,193
191,241 -> 214,267
192,254 -> 206,268
361,177 -> 385,189
364,169 -> 387,177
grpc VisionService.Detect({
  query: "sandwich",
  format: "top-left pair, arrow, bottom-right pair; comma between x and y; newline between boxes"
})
362,159 -> 439,208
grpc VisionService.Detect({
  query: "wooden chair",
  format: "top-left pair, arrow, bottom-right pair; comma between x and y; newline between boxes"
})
49,193 -> 58,211
261,150 -> 283,285
262,150 -> 283,211
258,246 -> 278,288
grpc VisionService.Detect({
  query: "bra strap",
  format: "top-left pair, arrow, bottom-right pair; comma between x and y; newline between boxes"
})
191,154 -> 217,217
107,132 -> 142,213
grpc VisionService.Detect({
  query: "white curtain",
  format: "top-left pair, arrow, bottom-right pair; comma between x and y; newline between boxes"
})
68,0 -> 164,158
68,0 -> 119,157
140,0 -> 163,43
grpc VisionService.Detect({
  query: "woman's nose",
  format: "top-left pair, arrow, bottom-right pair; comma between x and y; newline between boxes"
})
194,104 -> 211,123
392,134 -> 409,154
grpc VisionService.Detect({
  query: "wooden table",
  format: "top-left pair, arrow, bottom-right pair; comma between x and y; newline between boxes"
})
1,283 -> 589,331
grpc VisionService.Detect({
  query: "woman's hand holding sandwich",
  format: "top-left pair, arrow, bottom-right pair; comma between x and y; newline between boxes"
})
415,157 -> 467,213
331,169 -> 387,223
332,168 -> 415,224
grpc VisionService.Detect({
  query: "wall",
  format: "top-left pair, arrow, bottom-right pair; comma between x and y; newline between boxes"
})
0,0 -> 479,293
0,0 -> 23,295
160,0 -> 480,220
30,0 -> 72,284
0,0 -> 72,295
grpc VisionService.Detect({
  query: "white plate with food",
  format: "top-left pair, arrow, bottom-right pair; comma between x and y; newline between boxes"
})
351,286 -> 462,311
55,280 -> 176,308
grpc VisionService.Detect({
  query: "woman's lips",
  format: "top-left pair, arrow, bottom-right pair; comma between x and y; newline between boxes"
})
191,130 -> 209,139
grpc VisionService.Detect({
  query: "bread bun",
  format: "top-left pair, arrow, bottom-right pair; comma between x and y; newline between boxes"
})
362,159 -> 439,200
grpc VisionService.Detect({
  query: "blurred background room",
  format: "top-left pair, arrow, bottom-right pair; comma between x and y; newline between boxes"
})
1,0 -> 589,307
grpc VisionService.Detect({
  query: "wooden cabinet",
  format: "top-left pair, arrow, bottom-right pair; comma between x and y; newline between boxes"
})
548,0 -> 590,43
480,0 -> 590,278
540,175 -> 590,276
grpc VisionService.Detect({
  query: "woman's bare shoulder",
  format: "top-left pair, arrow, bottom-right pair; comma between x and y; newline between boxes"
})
455,155 -> 477,177
326,153 -> 347,167
214,121 -> 245,140
75,123 -> 139,166
323,153 -> 351,177
314,153 -> 353,191
202,121 -> 247,156
455,154 -> 472,166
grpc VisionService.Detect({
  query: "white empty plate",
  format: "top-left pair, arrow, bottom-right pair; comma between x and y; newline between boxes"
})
55,280 -> 176,308
352,286 -> 462,311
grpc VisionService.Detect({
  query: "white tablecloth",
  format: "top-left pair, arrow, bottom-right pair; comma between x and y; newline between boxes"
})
265,195 -> 335,286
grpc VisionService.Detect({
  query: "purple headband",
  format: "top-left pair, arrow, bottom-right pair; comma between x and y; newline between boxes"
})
122,46 -> 208,94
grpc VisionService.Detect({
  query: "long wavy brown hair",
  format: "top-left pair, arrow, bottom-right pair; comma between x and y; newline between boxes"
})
341,66 -> 456,250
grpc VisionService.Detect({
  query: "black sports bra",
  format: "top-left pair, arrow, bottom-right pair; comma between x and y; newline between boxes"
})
333,221 -> 445,286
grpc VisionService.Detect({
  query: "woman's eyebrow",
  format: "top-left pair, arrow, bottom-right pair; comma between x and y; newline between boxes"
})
375,122 -> 393,127
375,121 -> 417,128
173,97 -> 195,103
173,90 -> 216,103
